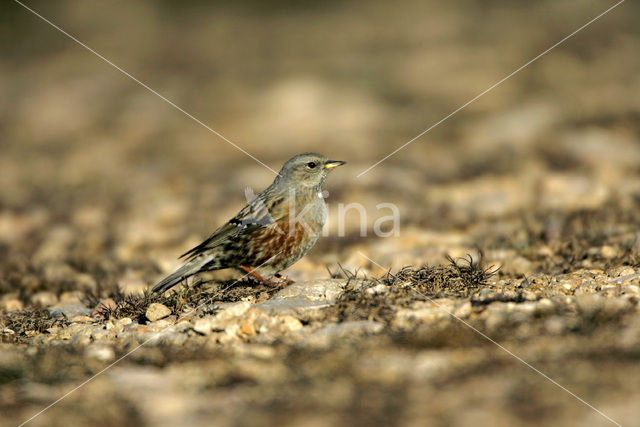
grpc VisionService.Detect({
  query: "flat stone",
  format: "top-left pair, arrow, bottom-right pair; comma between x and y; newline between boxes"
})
256,299 -> 332,316
47,304 -> 92,319
271,279 -> 346,302
255,279 -> 347,316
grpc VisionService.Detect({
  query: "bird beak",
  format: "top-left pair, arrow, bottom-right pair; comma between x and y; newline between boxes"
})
324,160 -> 346,169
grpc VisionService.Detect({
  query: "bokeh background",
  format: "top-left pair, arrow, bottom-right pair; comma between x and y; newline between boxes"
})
2,1 -> 640,426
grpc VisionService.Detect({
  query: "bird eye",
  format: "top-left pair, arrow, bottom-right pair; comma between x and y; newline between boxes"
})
306,162 -> 317,169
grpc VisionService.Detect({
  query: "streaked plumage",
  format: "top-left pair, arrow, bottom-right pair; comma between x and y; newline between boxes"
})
152,153 -> 345,293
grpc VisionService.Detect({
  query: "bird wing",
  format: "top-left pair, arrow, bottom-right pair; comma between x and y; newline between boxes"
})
179,190 -> 285,261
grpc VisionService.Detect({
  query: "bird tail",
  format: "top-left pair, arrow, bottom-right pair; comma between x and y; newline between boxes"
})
152,256 -> 212,294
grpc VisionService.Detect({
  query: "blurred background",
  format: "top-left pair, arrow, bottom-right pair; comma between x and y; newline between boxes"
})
2,0 -> 640,277
2,0 -> 640,425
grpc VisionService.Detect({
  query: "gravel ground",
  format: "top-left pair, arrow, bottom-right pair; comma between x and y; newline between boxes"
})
2,1 -> 640,426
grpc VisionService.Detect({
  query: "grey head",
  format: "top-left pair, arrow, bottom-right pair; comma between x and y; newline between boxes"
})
275,152 -> 346,190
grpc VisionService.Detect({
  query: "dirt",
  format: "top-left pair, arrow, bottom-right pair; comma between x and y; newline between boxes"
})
2,1 -> 640,426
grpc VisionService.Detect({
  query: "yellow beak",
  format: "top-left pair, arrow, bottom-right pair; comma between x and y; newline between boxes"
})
324,160 -> 346,169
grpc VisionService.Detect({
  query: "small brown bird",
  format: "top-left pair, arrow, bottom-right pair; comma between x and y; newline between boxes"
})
152,153 -> 345,293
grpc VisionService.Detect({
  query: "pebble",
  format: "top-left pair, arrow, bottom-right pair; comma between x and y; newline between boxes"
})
31,291 -> 58,307
600,245 -> 617,259
85,344 -> 115,362
366,284 -> 389,296
75,273 -> 98,291
1,298 -> 24,311
453,301 -> 472,318
146,303 -> 172,322
255,279 -> 347,317
59,291 -> 84,305
193,317 -> 216,335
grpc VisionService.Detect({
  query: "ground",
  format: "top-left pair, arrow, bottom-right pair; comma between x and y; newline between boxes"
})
1,1 -> 640,426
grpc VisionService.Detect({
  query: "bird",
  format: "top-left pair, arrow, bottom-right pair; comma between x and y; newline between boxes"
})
152,152 -> 346,294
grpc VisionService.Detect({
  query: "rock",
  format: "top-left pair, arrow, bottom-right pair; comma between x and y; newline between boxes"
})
31,291 -> 58,307
33,226 -> 74,265
214,301 -> 252,318
145,318 -> 176,331
609,266 -> 635,278
235,308 -> 270,338
366,284 -> 389,296
118,275 -> 147,296
536,298 -> 555,315
85,344 -> 115,362
117,317 -> 133,328
395,301 -> 454,328
42,263 -> 76,283
507,256 -> 533,275
610,273 -> 640,285
575,294 -> 632,318
255,279 -> 346,316
146,303 -> 171,321
600,245 -> 617,259
1,298 -> 23,311
192,301 -> 253,335
193,317 -> 215,335
52,323 -> 94,340
75,273 -> 97,291
272,279 -> 346,302
47,304 -> 92,319
306,321 -> 384,347
90,327 -> 115,341
71,315 -> 94,323
544,316 -> 566,334
59,291 -> 84,305
70,334 -> 91,346
274,315 -> 304,332
256,299 -> 333,317
192,303 -> 304,343
454,301 -> 472,318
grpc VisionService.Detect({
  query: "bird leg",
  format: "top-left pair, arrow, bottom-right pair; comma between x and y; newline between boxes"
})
275,273 -> 295,285
239,265 -> 282,287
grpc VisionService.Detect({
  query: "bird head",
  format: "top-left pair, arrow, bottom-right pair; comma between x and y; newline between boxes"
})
277,152 -> 346,189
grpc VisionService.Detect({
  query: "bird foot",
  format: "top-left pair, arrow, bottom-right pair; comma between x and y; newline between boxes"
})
275,273 -> 295,285
240,266 -> 284,287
